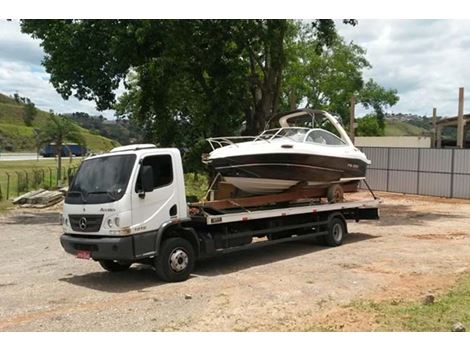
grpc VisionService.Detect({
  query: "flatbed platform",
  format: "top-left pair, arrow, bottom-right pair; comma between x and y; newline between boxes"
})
201,198 -> 380,225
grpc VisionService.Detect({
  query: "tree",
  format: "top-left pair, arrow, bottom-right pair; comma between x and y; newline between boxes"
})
22,100 -> 37,126
20,20 -> 346,136
282,30 -> 399,128
359,79 -> 399,128
356,114 -> 384,136
39,113 -> 84,183
283,33 -> 371,123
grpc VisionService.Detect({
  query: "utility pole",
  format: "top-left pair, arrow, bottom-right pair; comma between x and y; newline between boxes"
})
432,107 -> 437,148
350,95 -> 356,143
457,87 -> 465,148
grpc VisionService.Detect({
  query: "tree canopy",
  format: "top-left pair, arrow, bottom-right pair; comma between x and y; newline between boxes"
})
21,19 -> 399,171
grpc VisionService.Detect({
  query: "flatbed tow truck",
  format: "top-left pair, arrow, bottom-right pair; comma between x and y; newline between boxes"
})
60,144 -> 380,282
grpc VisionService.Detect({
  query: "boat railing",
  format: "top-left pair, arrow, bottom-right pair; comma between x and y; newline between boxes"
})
207,127 -> 312,150
206,136 -> 258,150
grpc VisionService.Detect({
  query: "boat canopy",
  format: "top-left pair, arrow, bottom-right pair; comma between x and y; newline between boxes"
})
256,127 -> 346,145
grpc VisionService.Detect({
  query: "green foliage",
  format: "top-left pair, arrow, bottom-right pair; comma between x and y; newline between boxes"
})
359,79 -> 399,127
283,31 -> 371,123
356,114 -> 384,136
283,30 -> 399,127
22,100 -> 37,126
349,274 -> 470,331
20,20 -> 340,133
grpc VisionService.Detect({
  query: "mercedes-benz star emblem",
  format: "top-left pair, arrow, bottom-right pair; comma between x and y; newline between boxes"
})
79,217 -> 87,230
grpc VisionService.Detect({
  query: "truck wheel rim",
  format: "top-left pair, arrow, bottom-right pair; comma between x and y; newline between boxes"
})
332,223 -> 343,242
169,248 -> 189,272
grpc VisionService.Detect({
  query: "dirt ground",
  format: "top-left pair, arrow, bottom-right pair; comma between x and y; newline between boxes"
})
0,191 -> 469,331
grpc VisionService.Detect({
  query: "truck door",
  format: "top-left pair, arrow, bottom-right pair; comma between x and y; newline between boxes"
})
131,153 -> 179,230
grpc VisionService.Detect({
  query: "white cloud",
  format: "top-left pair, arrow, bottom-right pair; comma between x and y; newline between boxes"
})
337,19 -> 470,117
0,20 -> 116,118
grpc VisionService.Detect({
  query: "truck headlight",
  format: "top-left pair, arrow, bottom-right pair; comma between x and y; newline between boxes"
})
107,218 -> 113,228
114,217 -> 120,227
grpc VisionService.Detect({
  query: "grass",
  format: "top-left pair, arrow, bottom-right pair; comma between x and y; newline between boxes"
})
348,274 -> 470,331
0,158 -> 82,204
384,120 -> 428,136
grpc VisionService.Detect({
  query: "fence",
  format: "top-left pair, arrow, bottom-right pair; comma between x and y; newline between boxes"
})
0,166 -> 78,201
361,147 -> 470,199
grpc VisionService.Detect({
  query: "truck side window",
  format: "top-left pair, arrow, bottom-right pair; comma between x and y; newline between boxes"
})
135,155 -> 173,192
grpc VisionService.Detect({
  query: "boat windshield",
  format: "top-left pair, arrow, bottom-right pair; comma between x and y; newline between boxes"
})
257,128 -> 310,142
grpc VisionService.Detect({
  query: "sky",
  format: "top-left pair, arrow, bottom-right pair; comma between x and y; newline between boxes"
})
1,19 -> 470,119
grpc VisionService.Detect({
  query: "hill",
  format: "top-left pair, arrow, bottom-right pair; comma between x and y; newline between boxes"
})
65,112 -> 143,146
0,93 -> 119,152
383,119 -> 430,136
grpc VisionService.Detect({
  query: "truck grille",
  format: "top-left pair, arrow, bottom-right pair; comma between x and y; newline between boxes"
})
69,214 -> 104,232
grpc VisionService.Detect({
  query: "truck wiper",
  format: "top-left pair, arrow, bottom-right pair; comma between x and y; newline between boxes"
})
67,190 -> 87,203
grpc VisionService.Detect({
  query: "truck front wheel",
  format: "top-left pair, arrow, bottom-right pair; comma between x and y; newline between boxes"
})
99,260 -> 131,272
154,237 -> 195,282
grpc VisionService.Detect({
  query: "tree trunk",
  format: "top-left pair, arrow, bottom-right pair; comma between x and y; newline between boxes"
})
243,20 -> 287,135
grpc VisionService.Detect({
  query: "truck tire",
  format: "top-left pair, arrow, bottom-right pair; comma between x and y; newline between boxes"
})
323,217 -> 346,247
99,260 -> 131,272
154,237 -> 195,282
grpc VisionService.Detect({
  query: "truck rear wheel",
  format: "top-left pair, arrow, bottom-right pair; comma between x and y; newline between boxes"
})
154,237 -> 195,282
99,260 -> 131,272
323,217 -> 346,247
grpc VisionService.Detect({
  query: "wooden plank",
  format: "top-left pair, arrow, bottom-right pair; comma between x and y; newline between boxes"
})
12,189 -> 46,204
28,190 -> 63,204
192,182 -> 358,210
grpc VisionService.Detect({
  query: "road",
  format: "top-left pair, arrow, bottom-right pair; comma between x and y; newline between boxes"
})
0,153 -> 80,161
0,153 -> 42,161
0,192 -> 469,331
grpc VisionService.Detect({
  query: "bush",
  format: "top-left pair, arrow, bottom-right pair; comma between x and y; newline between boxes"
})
357,114 -> 385,136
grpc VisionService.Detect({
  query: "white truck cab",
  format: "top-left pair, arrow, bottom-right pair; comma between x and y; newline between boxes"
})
61,144 -> 197,280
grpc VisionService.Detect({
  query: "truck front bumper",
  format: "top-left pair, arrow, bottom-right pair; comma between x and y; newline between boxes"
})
60,232 -> 157,261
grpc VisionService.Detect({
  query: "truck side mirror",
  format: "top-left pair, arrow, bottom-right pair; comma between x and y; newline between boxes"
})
141,165 -> 154,193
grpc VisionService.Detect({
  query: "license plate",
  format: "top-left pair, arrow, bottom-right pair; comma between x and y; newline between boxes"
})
76,250 -> 91,260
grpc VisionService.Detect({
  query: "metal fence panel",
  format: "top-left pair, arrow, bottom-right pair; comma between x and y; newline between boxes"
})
418,173 -> 452,197
453,150 -> 470,174
389,148 -> 419,171
452,174 -> 470,199
361,147 -> 470,199
419,149 -> 452,173
364,169 -> 388,191
388,170 -> 418,194
361,147 -> 388,169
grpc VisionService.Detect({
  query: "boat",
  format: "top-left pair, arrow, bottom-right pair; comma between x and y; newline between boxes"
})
203,109 -> 371,194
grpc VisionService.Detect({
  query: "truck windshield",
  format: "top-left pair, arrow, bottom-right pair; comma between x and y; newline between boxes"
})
65,154 -> 136,204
